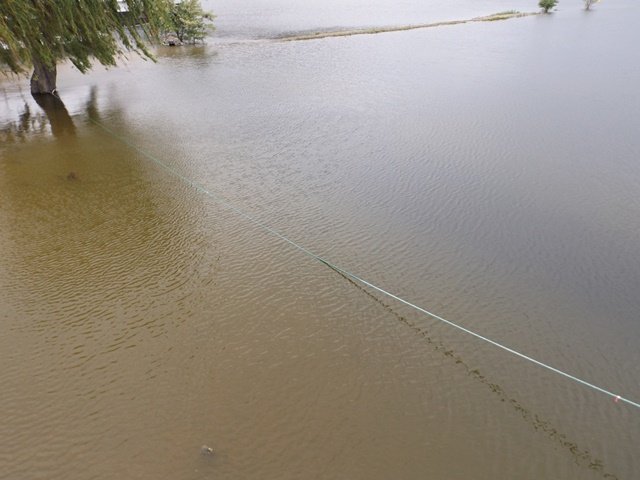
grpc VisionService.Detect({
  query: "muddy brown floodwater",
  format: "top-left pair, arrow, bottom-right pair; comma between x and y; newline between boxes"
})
1,1 -> 639,479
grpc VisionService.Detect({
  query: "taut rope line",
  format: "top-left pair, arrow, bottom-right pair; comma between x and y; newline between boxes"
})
89,117 -> 640,410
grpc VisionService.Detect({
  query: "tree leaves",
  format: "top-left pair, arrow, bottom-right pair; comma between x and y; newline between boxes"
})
165,0 -> 214,44
0,0 -> 173,75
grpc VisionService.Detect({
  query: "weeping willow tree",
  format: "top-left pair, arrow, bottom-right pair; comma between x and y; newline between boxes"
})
0,0 -> 171,94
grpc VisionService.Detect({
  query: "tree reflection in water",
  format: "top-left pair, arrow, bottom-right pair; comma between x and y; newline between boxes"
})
32,93 -> 77,138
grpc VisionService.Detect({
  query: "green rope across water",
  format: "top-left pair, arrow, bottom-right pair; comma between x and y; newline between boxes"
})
89,116 -> 640,411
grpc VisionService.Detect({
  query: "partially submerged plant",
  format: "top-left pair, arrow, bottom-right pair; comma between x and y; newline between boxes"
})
584,0 -> 598,10
539,0 -> 558,13
164,0 -> 215,45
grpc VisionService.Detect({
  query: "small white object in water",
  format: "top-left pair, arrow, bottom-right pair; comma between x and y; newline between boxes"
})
201,445 -> 214,455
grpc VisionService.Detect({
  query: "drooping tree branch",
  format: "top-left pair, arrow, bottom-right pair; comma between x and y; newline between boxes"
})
1,0 -> 173,92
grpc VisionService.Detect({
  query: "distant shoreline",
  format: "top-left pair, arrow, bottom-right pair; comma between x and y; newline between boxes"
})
277,11 -> 538,42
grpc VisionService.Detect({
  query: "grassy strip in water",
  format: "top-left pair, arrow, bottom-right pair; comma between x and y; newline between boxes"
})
279,11 -> 537,41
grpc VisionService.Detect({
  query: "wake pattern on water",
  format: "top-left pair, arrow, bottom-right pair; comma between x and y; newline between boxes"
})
336,271 -> 620,480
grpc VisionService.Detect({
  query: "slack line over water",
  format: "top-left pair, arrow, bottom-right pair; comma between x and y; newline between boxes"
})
87,113 -> 640,412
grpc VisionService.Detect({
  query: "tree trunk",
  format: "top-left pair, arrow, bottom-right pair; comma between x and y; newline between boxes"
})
32,93 -> 76,138
30,59 -> 57,95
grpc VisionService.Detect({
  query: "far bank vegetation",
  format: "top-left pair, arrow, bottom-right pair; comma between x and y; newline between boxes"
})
539,0 -> 558,13
162,0 -> 215,46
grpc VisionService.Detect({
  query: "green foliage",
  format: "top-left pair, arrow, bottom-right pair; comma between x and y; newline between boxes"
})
0,0 -> 171,75
165,0 -> 215,44
538,0 -> 558,13
481,11 -> 521,21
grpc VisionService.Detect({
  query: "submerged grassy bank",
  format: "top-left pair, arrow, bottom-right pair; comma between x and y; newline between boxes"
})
278,11 -> 537,41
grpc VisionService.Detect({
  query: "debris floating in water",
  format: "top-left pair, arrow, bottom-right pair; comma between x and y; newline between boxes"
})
200,445 -> 214,456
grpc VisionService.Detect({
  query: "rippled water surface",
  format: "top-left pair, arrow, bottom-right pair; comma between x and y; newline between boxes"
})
1,1 -> 639,479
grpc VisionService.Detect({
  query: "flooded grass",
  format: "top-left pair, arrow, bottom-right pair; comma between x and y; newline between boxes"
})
277,11 -> 536,41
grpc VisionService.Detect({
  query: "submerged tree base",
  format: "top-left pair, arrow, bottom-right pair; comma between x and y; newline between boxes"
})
30,60 -> 57,95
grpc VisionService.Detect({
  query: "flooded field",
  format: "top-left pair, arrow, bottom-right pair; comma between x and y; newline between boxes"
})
1,1 -> 639,478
